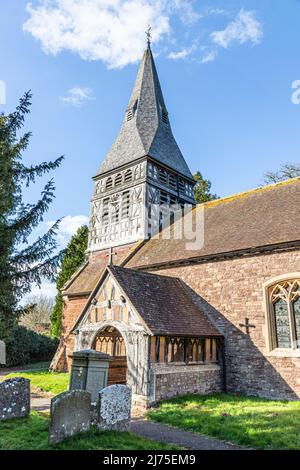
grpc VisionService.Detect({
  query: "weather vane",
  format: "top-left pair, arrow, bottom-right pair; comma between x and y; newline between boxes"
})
146,25 -> 152,48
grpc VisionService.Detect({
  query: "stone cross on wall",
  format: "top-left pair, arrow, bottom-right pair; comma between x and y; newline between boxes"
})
239,318 -> 255,335
107,247 -> 117,265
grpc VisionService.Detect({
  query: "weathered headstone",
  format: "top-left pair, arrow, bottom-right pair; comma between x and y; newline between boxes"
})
49,390 -> 91,444
0,377 -> 30,421
0,340 -> 6,365
98,384 -> 132,431
69,350 -> 110,403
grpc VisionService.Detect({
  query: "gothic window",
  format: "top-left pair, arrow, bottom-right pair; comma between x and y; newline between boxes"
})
106,177 -> 113,190
115,173 -> 122,186
269,279 -> 300,350
274,299 -> 291,348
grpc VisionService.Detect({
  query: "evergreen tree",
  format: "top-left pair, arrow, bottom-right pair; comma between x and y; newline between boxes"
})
193,171 -> 218,204
50,225 -> 88,338
0,91 -> 64,339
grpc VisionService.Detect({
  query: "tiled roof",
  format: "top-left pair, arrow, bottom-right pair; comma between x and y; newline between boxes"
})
126,178 -> 300,269
63,243 -> 139,296
110,265 -> 221,337
97,47 -> 193,179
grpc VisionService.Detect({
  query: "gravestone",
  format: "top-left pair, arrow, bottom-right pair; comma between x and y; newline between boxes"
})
0,377 -> 30,421
49,390 -> 91,444
69,350 -> 110,403
0,340 -> 6,365
98,384 -> 132,431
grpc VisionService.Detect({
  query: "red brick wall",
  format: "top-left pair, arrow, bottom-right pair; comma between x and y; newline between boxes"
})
151,249 -> 300,400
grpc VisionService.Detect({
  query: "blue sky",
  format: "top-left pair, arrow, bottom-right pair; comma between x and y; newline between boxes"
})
1,1 -> 300,295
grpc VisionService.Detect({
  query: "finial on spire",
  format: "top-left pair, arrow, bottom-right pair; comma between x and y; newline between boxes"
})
146,25 -> 152,48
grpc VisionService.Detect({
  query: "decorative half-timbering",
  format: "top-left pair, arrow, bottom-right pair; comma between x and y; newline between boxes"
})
73,265 -> 223,409
87,44 -> 195,253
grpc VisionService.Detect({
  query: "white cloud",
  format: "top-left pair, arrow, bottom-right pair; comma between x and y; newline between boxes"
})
28,281 -> 57,300
61,86 -> 95,107
168,48 -> 190,60
211,9 -> 263,49
23,0 -> 173,69
47,214 -> 89,246
168,0 -> 200,25
201,48 -> 218,64
23,2 -> 263,68
168,42 -> 196,60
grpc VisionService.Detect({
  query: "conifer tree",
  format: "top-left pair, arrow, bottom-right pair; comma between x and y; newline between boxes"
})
50,225 -> 88,338
0,91 -> 64,339
193,171 -> 218,204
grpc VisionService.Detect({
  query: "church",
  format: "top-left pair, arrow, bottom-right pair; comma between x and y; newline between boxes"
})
51,41 -> 300,411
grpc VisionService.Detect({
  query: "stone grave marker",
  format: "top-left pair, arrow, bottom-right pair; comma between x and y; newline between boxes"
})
0,340 -> 6,365
0,377 -> 30,421
98,384 -> 132,431
49,390 -> 91,444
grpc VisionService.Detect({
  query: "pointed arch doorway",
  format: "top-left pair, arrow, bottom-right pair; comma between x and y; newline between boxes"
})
92,326 -> 127,386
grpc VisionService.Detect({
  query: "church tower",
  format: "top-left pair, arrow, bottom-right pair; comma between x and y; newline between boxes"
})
88,42 -> 195,253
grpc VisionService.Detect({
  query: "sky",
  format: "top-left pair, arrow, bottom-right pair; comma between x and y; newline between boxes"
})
1,0 -> 300,298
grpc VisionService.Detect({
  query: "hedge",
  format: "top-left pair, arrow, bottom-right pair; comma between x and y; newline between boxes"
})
4,326 -> 59,367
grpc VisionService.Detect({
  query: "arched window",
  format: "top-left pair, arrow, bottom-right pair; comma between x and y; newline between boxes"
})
269,279 -> 300,350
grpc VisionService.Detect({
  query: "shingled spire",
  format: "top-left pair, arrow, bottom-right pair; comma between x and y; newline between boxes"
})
97,45 -> 193,180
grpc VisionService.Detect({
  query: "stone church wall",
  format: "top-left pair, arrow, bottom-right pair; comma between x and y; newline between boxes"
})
152,249 -> 300,400
149,364 -> 223,403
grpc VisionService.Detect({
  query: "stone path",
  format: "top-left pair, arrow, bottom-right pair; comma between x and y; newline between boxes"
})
29,398 -> 242,449
31,394 -> 51,412
130,418 -> 243,450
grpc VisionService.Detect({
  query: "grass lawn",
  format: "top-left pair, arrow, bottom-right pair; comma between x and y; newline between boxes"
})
147,393 -> 300,450
2,370 -> 70,396
0,412 -> 178,450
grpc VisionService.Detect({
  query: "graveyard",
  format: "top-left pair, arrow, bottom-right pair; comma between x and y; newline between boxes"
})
1,363 -> 300,450
0,371 -> 178,450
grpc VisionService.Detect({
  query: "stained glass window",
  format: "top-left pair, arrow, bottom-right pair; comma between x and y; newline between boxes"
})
293,297 -> 300,348
270,280 -> 300,350
274,299 -> 291,348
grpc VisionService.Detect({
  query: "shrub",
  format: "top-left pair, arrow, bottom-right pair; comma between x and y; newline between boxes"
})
5,326 -> 59,367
